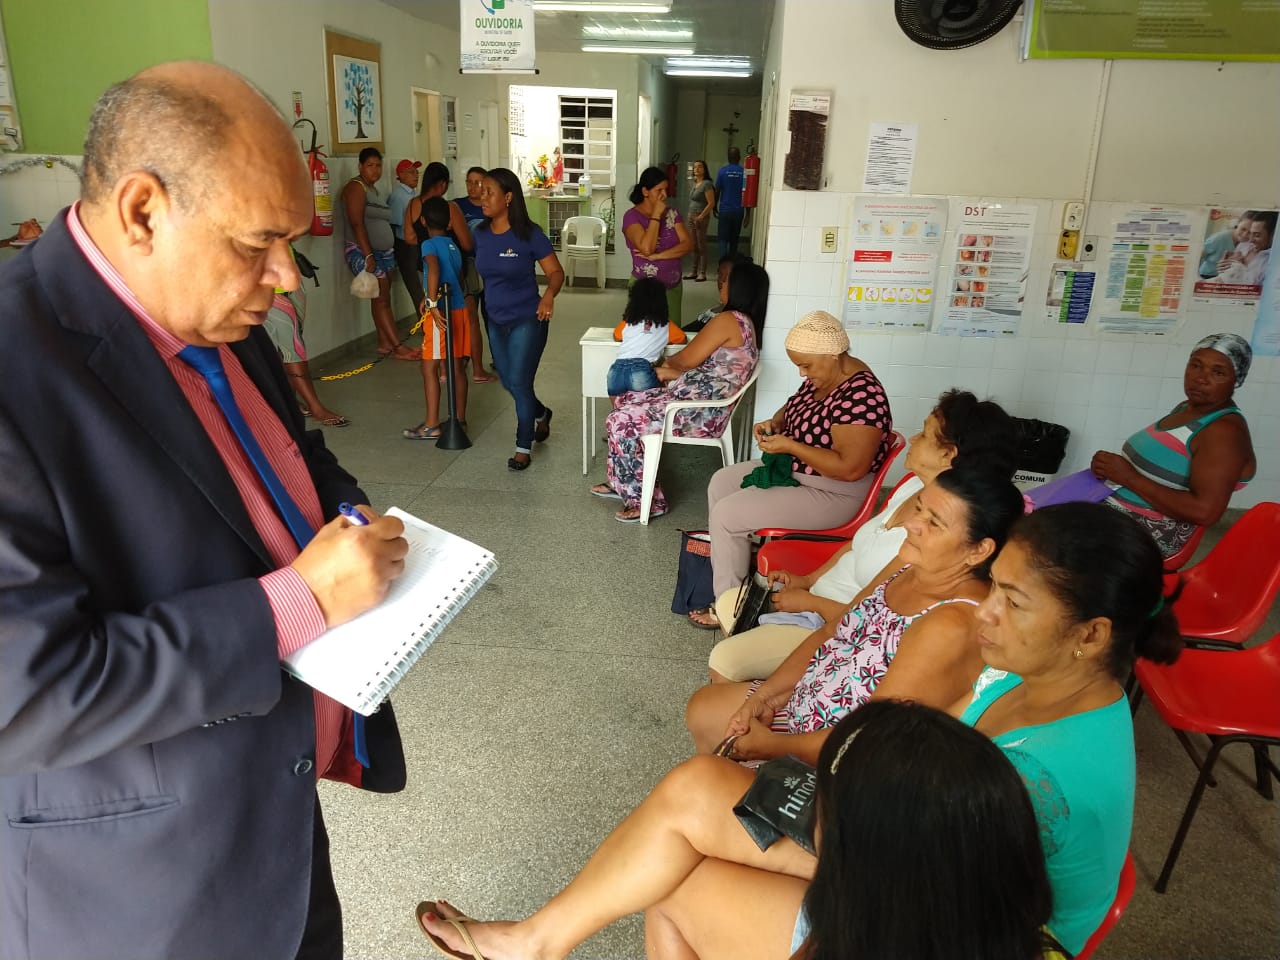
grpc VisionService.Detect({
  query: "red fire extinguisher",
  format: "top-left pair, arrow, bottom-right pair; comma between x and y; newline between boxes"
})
665,152 -> 680,196
294,119 -> 333,237
743,144 -> 760,209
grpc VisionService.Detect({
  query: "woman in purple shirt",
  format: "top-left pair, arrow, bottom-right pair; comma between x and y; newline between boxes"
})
622,166 -> 692,328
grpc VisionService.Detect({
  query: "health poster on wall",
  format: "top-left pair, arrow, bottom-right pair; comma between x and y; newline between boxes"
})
934,202 -> 1037,338
1250,239 -> 1280,357
1192,207 -> 1277,303
842,197 -> 948,333
1096,207 -> 1198,336
1045,262 -> 1096,324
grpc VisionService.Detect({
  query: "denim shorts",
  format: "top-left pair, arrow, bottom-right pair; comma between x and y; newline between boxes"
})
607,357 -> 660,396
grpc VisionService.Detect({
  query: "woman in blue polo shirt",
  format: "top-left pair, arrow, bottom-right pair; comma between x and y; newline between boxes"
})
473,168 -> 565,470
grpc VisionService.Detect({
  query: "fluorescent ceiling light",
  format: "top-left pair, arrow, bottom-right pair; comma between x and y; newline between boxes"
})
534,2 -> 672,12
582,43 -> 696,55
582,23 -> 693,41
664,68 -> 753,78
665,57 -> 751,69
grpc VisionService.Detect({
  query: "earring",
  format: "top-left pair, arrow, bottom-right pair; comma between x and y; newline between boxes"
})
1073,649 -> 1084,659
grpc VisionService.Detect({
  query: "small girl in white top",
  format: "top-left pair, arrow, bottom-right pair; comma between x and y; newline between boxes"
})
608,277 -> 686,399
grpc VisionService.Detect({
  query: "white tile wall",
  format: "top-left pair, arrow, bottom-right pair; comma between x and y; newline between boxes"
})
0,155 -> 83,232
757,188 -> 1278,508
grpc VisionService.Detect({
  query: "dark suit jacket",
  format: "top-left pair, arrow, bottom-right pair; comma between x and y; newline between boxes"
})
0,213 -> 404,960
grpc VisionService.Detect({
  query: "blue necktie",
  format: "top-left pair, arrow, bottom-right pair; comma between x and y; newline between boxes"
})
178,345 -> 369,768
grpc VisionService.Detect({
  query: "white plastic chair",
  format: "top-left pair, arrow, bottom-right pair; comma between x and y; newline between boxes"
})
638,368 -> 761,525
561,215 -> 607,289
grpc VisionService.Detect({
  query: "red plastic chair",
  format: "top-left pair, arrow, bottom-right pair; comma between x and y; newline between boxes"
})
1164,502 -> 1280,648
1133,634 -> 1280,893
756,470 -> 918,579
1073,852 -> 1137,960
754,431 -> 907,542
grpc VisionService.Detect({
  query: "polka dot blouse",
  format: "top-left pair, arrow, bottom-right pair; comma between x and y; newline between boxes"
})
781,370 -> 893,477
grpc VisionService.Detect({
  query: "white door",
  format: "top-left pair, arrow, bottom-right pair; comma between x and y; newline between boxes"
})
479,99 -> 498,169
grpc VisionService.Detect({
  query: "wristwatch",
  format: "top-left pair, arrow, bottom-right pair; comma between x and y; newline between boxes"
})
424,297 -> 438,309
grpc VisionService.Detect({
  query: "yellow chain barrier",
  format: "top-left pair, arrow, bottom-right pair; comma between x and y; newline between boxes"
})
316,315 -> 428,382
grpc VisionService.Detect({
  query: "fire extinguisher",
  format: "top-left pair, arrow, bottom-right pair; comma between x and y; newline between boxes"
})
743,143 -> 760,209
665,152 -> 680,196
294,118 -> 333,237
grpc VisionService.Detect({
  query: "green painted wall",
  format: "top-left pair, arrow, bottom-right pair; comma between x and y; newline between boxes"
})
0,0 -> 212,154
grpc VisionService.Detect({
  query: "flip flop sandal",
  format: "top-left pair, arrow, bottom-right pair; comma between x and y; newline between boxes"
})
403,424 -> 442,440
688,606 -> 720,630
683,273 -> 698,280
590,484 -> 622,500
416,901 -> 486,960
298,405 -> 313,418
533,408 -> 553,443
317,414 -> 350,427
473,373 -> 498,383
615,507 -> 668,523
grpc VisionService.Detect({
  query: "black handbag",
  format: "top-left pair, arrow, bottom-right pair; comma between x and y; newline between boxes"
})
732,755 -> 818,855
671,530 -> 714,615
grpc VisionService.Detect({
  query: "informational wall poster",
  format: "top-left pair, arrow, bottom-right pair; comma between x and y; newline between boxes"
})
862,122 -> 918,195
1096,207 -> 1198,336
1193,207 -> 1277,303
460,0 -> 537,74
1045,262 -> 1096,324
842,197 -> 948,333
1251,239 -> 1280,357
1023,0 -> 1280,62
934,203 -> 1037,338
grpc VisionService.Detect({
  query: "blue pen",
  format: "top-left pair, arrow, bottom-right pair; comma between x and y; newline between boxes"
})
338,502 -> 369,526
337,501 -> 371,768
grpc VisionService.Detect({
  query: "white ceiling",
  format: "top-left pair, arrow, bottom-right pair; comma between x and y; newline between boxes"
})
385,0 -> 774,82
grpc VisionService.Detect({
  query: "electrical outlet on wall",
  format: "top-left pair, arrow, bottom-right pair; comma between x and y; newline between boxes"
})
1079,235 -> 1098,261
1063,201 -> 1085,232
821,226 -> 838,253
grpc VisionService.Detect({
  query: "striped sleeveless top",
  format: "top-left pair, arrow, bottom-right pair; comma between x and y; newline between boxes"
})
1111,403 -> 1252,515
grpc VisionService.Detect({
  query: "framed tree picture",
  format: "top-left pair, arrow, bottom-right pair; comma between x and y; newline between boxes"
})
324,29 -> 383,156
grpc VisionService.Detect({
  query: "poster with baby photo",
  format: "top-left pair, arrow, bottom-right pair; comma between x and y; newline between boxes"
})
1193,207 -> 1277,303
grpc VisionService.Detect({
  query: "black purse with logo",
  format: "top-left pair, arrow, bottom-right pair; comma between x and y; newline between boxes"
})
731,755 -> 817,855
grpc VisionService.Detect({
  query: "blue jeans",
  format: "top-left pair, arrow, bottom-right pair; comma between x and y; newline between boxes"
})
487,316 -> 549,452
718,209 -> 744,259
607,358 -> 660,396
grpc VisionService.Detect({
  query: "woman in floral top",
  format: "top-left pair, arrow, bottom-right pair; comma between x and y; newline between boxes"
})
694,310 -> 894,627
686,467 -> 1025,765
622,166 -> 691,327
590,262 -> 768,522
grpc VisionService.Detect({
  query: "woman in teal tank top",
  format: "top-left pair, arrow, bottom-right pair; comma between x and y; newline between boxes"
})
1090,333 -> 1256,557
954,502 -> 1184,954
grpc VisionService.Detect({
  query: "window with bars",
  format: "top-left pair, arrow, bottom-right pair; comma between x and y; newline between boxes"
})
559,94 -> 614,188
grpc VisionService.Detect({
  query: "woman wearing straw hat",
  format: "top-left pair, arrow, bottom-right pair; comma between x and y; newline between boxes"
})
691,311 -> 893,629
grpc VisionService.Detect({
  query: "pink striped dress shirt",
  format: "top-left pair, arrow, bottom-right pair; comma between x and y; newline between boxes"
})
66,206 -> 345,778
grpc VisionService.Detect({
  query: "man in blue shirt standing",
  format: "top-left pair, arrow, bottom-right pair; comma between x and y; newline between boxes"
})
389,158 -> 425,312
714,147 -> 746,259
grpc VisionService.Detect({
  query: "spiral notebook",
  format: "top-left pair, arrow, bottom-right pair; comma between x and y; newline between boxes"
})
282,507 -> 497,715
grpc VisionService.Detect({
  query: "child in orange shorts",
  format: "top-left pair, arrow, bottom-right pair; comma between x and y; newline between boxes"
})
403,197 -> 469,440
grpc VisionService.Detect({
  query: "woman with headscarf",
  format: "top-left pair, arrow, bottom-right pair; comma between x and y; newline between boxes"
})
1091,333 -> 1256,558
691,311 -> 892,628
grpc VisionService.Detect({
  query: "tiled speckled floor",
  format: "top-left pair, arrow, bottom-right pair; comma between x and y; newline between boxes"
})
309,280 -> 1278,960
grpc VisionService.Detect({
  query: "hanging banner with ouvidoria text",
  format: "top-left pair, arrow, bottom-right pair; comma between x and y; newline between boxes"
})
461,0 -> 536,74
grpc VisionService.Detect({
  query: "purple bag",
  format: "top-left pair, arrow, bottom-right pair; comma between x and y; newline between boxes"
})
1025,469 -> 1114,510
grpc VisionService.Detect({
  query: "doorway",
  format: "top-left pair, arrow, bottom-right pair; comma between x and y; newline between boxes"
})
637,94 -> 652,170
412,88 -> 443,162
